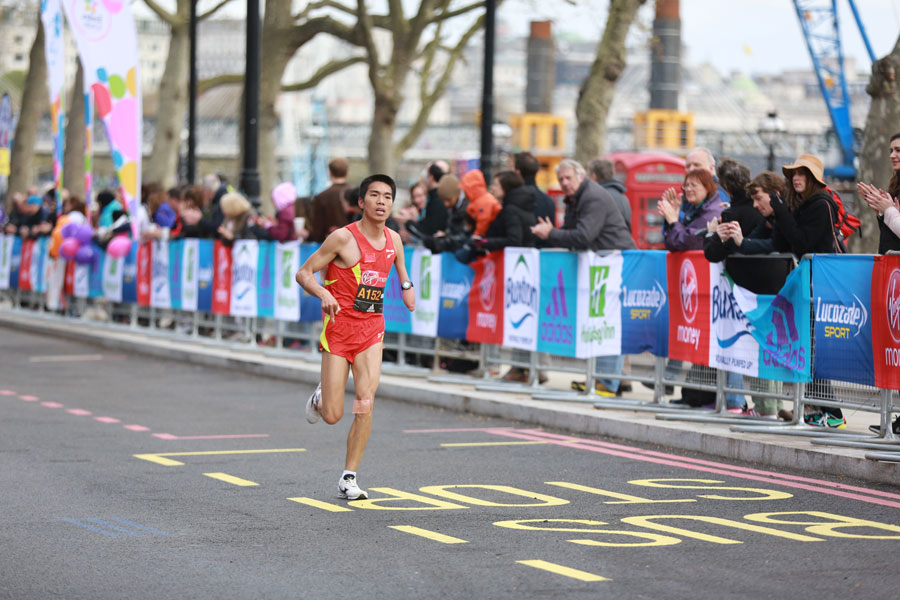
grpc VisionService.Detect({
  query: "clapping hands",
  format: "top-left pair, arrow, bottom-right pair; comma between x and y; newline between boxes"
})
857,181 -> 897,214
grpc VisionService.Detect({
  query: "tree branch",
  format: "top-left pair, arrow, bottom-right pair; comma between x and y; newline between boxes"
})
294,0 -> 356,20
356,0 -> 382,91
429,0 -> 484,24
142,0 -> 178,27
198,73 -> 243,95
281,56 -> 366,91
198,0 -> 233,21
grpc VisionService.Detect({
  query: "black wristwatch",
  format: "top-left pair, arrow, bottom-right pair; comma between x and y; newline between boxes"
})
401,280 -> 414,290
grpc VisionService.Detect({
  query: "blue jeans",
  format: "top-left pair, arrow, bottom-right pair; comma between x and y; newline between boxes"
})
594,355 -> 625,393
726,370 -> 746,409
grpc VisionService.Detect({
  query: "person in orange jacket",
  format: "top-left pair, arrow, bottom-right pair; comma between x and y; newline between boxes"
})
460,169 -> 501,237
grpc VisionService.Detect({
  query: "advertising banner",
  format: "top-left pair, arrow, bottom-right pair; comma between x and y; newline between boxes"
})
466,251 -> 504,345
196,239 -> 214,312
150,238 -> 171,309
88,244 -> 104,298
36,237 -> 50,293
136,241 -> 151,306
0,235 -> 13,289
536,251 -> 578,357
811,255 -> 874,385
383,247 -> 412,334
438,253 -> 474,340
73,262 -> 89,298
666,251 -> 711,364
299,243 -> 322,322
168,238 -> 183,310
871,254 -> 900,390
64,259 -> 75,296
621,250 -> 668,356
274,241 -> 301,322
708,262 -> 760,377
211,241 -> 232,315
575,251 -> 623,358
411,247 -> 441,337
121,241 -> 138,303
503,247 -> 540,351
45,257 -> 66,310
230,240 -> 258,317
18,238 -> 34,291
102,253 -> 124,302
257,240 -> 275,318
180,238 -> 199,312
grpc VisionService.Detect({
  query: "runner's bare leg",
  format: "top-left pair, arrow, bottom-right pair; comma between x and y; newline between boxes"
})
319,351 -> 350,425
345,341 -> 383,471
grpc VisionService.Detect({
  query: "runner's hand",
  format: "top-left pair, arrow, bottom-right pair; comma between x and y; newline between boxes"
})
320,291 -> 340,318
402,287 -> 415,312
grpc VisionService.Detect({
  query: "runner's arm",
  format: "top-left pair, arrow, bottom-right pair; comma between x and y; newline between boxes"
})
295,228 -> 351,316
391,230 -> 415,312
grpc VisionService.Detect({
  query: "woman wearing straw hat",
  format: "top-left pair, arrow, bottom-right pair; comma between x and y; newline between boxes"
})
856,133 -> 900,254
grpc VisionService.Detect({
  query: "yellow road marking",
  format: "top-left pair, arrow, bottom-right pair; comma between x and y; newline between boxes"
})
288,497 -> 354,512
516,560 -> 610,582
388,525 -> 468,544
203,472 -> 259,486
133,448 -> 306,466
440,441 -> 549,447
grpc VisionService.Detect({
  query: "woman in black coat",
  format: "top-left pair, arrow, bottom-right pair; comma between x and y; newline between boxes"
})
473,171 -> 537,252
771,154 -> 843,256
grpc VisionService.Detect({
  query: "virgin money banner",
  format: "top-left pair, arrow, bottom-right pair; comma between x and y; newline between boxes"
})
537,251 -> 578,357
871,255 -> 900,390
466,251 -> 504,345
102,253 -> 124,302
811,255 -> 874,386
168,238 -> 183,310
257,241 -> 275,318
503,247 -> 539,351
438,253 -> 473,340
61,0 -> 142,236
667,251 -> 710,364
18,239 -> 34,291
299,243 -> 322,322
411,247 -> 441,337
212,241 -> 232,315
576,251 -> 623,358
708,262 -> 760,377
180,238 -> 200,312
230,240 -> 258,317
621,250 -> 668,356
41,0 -> 65,206
274,241 -> 301,322
150,239 -> 171,309
0,235 -> 14,289
136,241 -> 151,306
383,247 -> 412,334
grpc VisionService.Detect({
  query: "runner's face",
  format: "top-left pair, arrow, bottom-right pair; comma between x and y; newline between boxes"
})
360,181 -> 393,221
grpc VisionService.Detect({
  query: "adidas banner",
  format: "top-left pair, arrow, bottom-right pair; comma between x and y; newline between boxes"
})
537,251 -> 578,357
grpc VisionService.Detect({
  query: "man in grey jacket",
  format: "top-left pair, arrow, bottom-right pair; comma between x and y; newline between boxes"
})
587,157 -> 631,234
531,158 -> 634,396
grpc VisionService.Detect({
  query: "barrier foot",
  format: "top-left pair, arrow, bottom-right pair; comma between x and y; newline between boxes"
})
865,451 -> 900,462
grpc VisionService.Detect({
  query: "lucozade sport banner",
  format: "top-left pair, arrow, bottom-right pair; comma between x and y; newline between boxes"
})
621,250 -> 668,356
575,251 -> 623,358
667,251 -> 711,364
466,251 -> 504,345
298,243 -> 322,323
41,0 -> 65,209
871,254 -> 900,390
60,0 -> 142,236
168,238 -> 183,310
503,247 -> 540,351
438,253 -> 474,341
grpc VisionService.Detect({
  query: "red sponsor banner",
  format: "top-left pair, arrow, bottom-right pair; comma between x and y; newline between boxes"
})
18,239 -> 34,291
666,251 -> 711,364
64,260 -> 75,296
136,241 -> 152,306
466,251 -> 504,345
871,255 -> 900,389
212,241 -> 232,315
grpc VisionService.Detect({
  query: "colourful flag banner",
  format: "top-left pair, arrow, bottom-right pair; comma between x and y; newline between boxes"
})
536,250 -> 578,357
230,240 -> 259,317
411,247 -> 441,338
503,247 -> 540,351
621,249 -> 668,356
576,251 -> 623,358
18,239 -> 35,291
438,253 -> 474,341
41,0 -> 65,210
466,251 -> 504,345
871,254 -> 900,390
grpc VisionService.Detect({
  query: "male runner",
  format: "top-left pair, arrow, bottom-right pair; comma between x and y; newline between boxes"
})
295,174 -> 415,500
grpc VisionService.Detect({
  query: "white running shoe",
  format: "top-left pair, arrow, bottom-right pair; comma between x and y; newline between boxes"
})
338,474 -> 368,500
306,383 -> 322,424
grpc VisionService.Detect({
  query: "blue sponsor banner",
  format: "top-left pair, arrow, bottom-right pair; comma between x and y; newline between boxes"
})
88,243 -> 104,298
536,251 -> 578,357
437,253 -> 473,340
257,240 -> 275,318
743,258 -> 812,382
384,246 -> 413,334
168,238 -> 184,310
621,250 -> 669,356
8,235 -> 21,288
122,242 -> 138,303
196,239 -> 214,312
299,243 -> 322,322
32,237 -> 47,292
811,255 -> 875,385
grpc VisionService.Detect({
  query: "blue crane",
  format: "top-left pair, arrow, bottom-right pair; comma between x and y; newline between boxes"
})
792,0 -> 876,179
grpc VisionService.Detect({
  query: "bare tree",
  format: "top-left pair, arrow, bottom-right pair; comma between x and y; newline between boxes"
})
574,0 -> 646,165
63,59 -> 85,200
8,10 -> 46,202
853,35 -> 900,254
141,0 -> 232,189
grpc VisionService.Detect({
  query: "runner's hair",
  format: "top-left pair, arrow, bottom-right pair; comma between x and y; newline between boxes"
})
359,174 -> 396,201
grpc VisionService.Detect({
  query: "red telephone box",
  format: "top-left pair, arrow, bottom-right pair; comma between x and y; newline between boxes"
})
604,151 -> 686,249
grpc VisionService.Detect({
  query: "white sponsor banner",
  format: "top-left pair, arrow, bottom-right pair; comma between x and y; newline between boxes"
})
0,235 -> 11,290
503,247 -> 540,351
181,238 -> 200,312
576,251 -> 624,358
274,241 -> 300,322
710,262 -> 761,377
73,263 -> 90,298
411,247 -> 440,337
45,258 -> 66,310
150,239 -> 171,309
231,239 -> 259,317
102,255 -> 123,302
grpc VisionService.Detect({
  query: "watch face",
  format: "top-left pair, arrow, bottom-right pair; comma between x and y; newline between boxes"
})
401,281 -> 413,290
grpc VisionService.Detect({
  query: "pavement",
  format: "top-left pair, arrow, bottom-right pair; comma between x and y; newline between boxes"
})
1,307 -> 899,487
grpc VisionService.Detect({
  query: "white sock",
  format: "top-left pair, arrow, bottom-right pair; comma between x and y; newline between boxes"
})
342,470 -> 356,480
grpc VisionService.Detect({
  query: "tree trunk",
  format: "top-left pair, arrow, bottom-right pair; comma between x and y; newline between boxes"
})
369,93 -> 399,175
145,21 -> 190,188
63,59 -> 86,200
8,15 -> 47,204
853,35 -> 900,254
574,0 -> 646,165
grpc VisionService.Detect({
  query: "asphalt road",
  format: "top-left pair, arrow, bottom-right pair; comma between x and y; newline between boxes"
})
2,327 -> 900,600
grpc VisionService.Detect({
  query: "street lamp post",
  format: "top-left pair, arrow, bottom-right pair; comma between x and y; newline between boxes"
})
758,111 -> 786,172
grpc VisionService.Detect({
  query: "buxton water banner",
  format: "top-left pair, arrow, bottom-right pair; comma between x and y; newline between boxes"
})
299,243 -> 322,323
575,251 -> 623,358
230,240 -> 259,317
536,250 -> 578,357
256,240 -> 275,319
274,241 -> 301,322
73,262 -> 89,298
150,238 -> 171,309
811,255 -> 874,386
438,253 -> 473,340
411,247 -> 441,338
383,246 -> 413,334
667,251 -> 711,364
466,251 -> 504,345
871,254 -> 900,390
708,262 -> 760,377
503,247 -> 540,351
620,249 -> 668,356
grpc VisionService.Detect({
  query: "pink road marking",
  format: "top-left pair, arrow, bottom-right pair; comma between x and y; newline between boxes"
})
152,433 -> 269,440
403,427 -> 512,433
94,417 -> 121,424
484,428 -> 900,510
41,402 -> 64,408
67,409 -> 92,416
518,429 -> 900,502
0,390 -> 16,396
124,425 -> 151,432
19,395 -> 39,402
